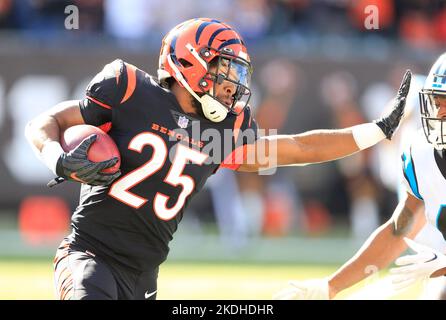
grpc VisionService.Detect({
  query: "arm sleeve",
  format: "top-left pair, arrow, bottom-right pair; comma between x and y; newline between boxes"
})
401,148 -> 423,200
79,59 -> 127,126
220,106 -> 260,171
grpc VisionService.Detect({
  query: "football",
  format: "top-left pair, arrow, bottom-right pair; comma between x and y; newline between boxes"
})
60,124 -> 121,174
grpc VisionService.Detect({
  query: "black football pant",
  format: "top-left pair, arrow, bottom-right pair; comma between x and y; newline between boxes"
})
53,239 -> 158,300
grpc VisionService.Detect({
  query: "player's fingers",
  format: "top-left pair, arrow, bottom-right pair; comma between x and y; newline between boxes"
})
390,271 -> 414,284
397,252 -> 435,267
394,254 -> 423,267
397,96 -> 406,106
78,134 -> 98,152
79,157 -> 118,177
95,157 -> 119,171
93,170 -> 121,185
288,280 -> 308,291
63,153 -> 86,165
102,170 -> 121,179
69,135 -> 97,160
398,70 -> 411,95
390,263 -> 419,274
272,289 -> 290,300
273,287 -> 300,300
391,276 -> 417,291
74,161 -> 99,176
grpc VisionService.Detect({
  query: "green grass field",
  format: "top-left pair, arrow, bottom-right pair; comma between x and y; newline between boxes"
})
0,258 -> 423,300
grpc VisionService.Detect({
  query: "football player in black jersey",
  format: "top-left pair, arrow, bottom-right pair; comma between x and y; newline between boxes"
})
25,18 -> 411,300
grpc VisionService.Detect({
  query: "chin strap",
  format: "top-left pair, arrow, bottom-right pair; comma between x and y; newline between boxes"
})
166,54 -> 229,123
200,91 -> 229,122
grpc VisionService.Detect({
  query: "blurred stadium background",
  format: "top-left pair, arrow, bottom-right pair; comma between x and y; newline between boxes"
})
0,0 -> 445,299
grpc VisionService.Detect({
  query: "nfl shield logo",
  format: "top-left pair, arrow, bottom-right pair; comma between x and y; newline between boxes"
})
178,116 -> 189,128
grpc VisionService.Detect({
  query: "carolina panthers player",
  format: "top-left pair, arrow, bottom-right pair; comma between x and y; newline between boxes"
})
274,53 -> 446,300
25,18 -> 410,300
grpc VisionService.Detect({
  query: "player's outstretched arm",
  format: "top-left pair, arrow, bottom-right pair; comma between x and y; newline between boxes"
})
326,192 -> 424,298
238,70 -> 411,172
274,192 -> 424,300
25,100 -> 119,185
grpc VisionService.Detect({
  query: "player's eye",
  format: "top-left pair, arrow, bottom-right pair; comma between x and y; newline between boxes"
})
220,58 -> 230,68
435,95 -> 446,104
429,96 -> 440,109
218,59 -> 229,73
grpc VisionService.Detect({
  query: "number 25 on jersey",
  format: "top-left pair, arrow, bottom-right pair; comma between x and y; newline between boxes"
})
109,132 -> 207,221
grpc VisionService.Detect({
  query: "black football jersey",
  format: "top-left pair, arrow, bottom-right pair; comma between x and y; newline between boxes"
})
70,59 -> 259,271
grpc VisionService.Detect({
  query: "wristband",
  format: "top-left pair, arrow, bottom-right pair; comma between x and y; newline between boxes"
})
351,123 -> 386,150
40,141 -> 64,175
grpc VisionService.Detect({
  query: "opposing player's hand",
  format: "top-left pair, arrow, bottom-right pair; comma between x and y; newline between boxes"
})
374,70 -> 412,140
273,278 -> 329,300
390,237 -> 446,291
56,134 -> 121,186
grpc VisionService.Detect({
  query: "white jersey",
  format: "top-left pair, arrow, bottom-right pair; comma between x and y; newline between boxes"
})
402,134 -> 446,244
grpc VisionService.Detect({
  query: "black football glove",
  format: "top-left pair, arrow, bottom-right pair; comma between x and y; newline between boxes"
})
55,134 -> 121,186
374,70 -> 412,140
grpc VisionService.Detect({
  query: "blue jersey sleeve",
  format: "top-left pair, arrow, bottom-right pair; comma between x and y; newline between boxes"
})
401,147 -> 423,200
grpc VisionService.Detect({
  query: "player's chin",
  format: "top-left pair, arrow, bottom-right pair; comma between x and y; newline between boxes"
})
217,96 -> 233,108
189,97 -> 203,116
221,100 -> 232,108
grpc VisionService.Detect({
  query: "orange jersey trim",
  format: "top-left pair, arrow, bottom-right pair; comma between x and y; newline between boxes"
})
233,109 -> 245,144
220,144 -> 248,171
99,122 -> 112,133
87,96 -> 112,110
121,63 -> 137,104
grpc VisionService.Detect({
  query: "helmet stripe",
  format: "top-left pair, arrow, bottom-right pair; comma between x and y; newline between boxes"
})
195,19 -> 221,44
440,58 -> 446,84
218,38 -> 243,50
169,20 -> 201,64
433,55 -> 446,84
208,27 -> 231,47
169,35 -> 177,56
169,34 -> 180,65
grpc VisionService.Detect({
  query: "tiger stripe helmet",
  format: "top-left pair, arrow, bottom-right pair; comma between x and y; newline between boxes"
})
158,18 -> 252,122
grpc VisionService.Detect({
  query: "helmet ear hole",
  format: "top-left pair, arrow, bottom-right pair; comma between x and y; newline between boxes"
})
178,58 -> 193,68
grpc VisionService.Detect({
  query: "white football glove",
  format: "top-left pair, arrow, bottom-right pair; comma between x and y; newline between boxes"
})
273,278 -> 329,300
390,237 -> 446,291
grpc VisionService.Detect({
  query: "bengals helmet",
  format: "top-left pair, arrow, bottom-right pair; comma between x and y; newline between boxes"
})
158,18 -> 252,122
